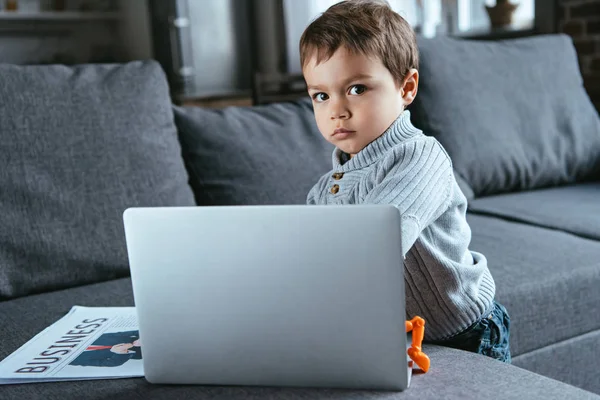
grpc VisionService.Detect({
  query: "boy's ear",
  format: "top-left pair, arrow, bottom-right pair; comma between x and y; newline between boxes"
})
401,69 -> 419,107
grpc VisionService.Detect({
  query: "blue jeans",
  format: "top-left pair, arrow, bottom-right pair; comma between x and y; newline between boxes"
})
433,301 -> 511,363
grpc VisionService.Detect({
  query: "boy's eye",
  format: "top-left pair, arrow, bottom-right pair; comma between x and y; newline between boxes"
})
349,85 -> 366,95
312,92 -> 329,102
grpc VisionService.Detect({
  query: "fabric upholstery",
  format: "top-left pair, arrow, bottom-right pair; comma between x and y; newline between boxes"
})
466,214 -> 600,357
1,278 -> 595,399
174,98 -> 333,206
410,34 -> 600,197
513,329 -> 600,395
469,183 -> 600,241
0,61 -> 196,300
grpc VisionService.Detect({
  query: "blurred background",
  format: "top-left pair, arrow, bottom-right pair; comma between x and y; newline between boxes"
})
0,0 -> 596,109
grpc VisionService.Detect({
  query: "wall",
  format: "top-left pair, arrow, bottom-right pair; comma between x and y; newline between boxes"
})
117,0 -> 153,61
559,0 -> 600,110
0,0 -> 152,64
187,0 -> 252,96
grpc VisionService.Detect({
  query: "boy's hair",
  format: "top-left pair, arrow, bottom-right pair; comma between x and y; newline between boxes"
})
299,0 -> 418,86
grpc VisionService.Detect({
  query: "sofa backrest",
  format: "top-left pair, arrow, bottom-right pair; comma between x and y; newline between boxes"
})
173,98 -> 333,206
409,33 -> 600,198
0,61 -> 196,300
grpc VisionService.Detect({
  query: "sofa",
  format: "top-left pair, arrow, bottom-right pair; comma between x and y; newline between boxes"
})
1,33 -> 599,399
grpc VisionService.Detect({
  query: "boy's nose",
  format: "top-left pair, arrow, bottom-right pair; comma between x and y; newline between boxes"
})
331,112 -> 349,120
330,107 -> 350,120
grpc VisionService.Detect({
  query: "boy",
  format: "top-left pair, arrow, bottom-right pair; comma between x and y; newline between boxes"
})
301,0 -> 510,362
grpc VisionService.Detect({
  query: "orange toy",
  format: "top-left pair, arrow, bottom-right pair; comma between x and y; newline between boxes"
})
405,316 -> 430,373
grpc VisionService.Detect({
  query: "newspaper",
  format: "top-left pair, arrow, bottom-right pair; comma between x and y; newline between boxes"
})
0,306 -> 143,384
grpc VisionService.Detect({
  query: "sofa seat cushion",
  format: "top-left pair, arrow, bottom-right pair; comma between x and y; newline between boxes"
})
469,183 -> 600,241
173,98 -> 334,206
0,279 -> 593,399
513,329 -> 600,395
466,214 -> 600,357
0,62 -> 196,300
410,34 -> 600,197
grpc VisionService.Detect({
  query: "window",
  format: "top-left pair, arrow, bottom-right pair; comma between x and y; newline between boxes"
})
283,0 -> 422,73
283,0 -> 535,72
459,0 -> 535,33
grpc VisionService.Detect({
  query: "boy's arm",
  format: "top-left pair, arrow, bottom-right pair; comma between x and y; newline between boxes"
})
362,139 -> 454,253
306,173 -> 329,205
307,185 -> 318,205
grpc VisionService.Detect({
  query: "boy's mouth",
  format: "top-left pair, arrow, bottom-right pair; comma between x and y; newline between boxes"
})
333,128 -> 355,138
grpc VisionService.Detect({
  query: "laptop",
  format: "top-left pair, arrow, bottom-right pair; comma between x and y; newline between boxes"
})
123,204 -> 411,390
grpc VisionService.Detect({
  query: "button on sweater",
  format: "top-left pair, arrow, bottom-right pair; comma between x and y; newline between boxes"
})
307,110 -> 496,340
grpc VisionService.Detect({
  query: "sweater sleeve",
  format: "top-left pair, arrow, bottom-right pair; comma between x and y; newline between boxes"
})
307,184 -> 319,205
361,138 -> 453,254
306,172 -> 330,205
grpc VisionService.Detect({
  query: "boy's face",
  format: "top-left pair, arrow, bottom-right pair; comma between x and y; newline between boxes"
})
303,46 -> 417,156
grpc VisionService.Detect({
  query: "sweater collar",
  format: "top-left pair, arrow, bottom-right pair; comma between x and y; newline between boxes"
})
331,110 -> 421,171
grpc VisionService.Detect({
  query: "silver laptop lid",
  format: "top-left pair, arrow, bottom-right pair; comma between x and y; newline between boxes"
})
123,205 -> 410,390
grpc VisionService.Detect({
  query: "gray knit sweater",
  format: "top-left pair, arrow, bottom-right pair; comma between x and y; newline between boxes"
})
307,111 -> 495,340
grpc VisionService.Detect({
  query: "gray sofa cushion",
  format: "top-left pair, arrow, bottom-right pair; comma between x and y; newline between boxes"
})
410,34 -> 600,197
468,183 -> 600,241
513,329 -> 600,395
1,278 -> 595,399
0,61 -> 196,300
466,214 -> 600,358
173,98 -> 333,206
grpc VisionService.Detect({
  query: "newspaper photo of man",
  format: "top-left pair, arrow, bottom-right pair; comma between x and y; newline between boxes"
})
70,331 -> 142,368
